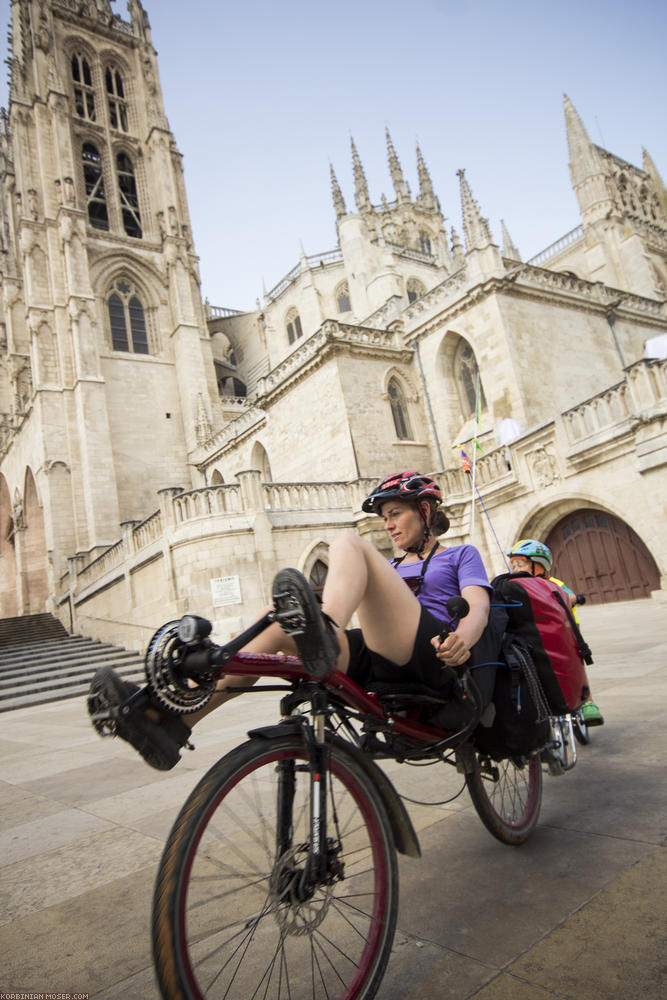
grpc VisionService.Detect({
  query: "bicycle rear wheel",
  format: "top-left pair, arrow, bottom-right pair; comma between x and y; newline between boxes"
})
153,734 -> 398,1000
573,710 -> 590,745
465,751 -> 542,846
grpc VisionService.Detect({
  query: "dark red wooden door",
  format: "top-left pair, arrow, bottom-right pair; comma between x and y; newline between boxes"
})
546,510 -> 660,604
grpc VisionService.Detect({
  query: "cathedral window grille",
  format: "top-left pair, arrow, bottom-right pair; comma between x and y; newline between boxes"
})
336,282 -> 351,313
388,377 -> 412,440
419,231 -> 432,255
286,309 -> 303,345
454,340 -> 486,418
308,559 -> 328,598
406,278 -> 425,303
116,153 -> 142,238
82,143 -> 109,231
72,54 -> 96,122
106,67 -> 128,132
108,281 -> 149,354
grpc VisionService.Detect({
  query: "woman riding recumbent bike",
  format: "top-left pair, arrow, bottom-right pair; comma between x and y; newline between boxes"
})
88,472 -> 548,1000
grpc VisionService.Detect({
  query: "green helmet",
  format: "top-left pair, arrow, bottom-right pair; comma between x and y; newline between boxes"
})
507,538 -> 553,573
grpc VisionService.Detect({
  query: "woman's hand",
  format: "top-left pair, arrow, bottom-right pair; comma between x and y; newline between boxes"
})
431,584 -> 490,669
431,631 -> 471,667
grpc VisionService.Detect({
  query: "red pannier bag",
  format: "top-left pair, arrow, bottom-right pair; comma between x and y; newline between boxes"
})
492,573 -> 592,714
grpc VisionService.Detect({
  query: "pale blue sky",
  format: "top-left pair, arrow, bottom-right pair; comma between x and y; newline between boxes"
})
3,0 -> 666,310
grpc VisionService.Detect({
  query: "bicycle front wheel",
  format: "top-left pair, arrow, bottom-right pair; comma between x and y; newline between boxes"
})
153,734 -> 398,1000
465,751 -> 542,846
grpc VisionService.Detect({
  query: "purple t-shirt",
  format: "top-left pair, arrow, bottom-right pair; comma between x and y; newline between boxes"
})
393,545 -> 493,624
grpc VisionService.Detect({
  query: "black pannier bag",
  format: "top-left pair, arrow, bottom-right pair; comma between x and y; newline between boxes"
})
474,633 -> 551,757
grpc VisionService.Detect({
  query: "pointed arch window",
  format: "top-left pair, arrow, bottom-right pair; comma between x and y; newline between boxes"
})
108,280 -> 149,354
106,67 -> 128,132
419,231 -> 432,255
388,377 -> 413,440
72,54 -> 96,122
82,143 -> 109,230
116,153 -> 142,238
286,308 -> 303,345
308,559 -> 328,598
454,340 -> 486,418
335,281 -> 351,313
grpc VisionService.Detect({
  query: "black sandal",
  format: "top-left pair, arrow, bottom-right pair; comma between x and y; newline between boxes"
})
272,568 -> 340,680
87,666 -> 193,771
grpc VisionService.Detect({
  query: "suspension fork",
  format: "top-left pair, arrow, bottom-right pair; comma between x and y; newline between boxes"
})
273,689 -> 331,889
304,689 -> 331,886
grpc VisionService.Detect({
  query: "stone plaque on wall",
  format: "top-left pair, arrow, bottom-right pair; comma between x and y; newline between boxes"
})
211,575 -> 242,607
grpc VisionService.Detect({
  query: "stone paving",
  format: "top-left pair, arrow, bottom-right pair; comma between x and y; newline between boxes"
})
1,598 -> 666,999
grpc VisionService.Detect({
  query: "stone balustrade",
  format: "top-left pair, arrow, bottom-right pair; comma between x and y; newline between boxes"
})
132,509 -> 163,549
172,483 -> 243,521
526,225 -> 584,267
263,481 -> 350,511
563,358 -> 666,445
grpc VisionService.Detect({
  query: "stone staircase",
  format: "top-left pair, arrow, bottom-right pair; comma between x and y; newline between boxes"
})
0,613 -> 145,712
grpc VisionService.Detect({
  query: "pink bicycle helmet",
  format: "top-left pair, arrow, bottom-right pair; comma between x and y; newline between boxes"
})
362,471 -> 442,515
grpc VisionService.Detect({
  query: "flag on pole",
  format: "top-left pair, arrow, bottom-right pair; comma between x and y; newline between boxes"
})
456,444 -> 472,474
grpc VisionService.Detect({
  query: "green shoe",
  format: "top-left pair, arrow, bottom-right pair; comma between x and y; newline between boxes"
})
581,700 -> 604,726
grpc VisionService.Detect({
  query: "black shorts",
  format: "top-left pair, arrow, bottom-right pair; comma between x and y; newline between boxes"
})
345,604 -> 505,719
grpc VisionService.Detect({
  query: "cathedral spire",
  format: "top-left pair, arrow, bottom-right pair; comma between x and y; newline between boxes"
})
385,127 -> 409,203
563,93 -> 602,185
457,169 -> 492,251
416,142 -> 437,211
643,147 -> 667,217
501,220 -> 521,262
350,136 -> 371,213
330,163 -> 347,220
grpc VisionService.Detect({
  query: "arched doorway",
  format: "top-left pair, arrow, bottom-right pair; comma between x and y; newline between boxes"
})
0,475 -> 18,617
546,509 -> 660,604
22,469 -> 49,613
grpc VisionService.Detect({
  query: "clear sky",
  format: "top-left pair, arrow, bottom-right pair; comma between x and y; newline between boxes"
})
2,0 -> 666,310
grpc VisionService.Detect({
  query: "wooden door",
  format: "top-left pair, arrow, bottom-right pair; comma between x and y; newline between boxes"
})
546,510 -> 660,604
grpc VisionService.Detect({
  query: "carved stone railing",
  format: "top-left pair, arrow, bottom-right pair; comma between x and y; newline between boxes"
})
265,249 -> 343,301
77,538 -> 125,589
207,304 -> 245,318
132,509 -> 163,550
200,405 -> 266,454
563,382 -> 630,444
263,481 -> 350,511
563,358 -> 666,446
257,322 -> 399,397
526,225 -> 584,267
173,484 -> 243,522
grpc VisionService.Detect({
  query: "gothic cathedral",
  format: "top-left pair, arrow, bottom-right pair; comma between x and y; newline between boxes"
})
1,1 -> 666,648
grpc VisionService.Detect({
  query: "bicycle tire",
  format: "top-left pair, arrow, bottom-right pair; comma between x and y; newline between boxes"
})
465,751 -> 542,846
573,711 -> 590,745
153,734 -> 399,1000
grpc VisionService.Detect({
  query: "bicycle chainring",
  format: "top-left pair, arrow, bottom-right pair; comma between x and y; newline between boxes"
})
144,621 -> 216,714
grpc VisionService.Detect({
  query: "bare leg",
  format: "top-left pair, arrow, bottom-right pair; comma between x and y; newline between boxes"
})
190,531 -> 421,724
321,530 -> 421,668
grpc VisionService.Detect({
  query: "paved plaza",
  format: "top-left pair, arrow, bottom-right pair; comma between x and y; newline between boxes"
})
1,598 -> 666,999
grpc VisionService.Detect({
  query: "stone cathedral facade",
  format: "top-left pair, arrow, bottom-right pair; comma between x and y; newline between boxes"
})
1,0 -> 665,649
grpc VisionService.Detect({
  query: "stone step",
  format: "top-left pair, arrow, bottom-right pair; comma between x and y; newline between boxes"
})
0,656 -> 144,690
0,636 -> 101,660
0,666 -> 145,713
0,613 -> 147,712
0,645 -> 141,674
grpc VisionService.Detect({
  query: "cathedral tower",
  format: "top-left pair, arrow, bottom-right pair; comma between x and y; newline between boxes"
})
0,0 -> 219,613
564,94 -> 667,296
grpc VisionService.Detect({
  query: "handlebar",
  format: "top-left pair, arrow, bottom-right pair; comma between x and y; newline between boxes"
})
438,595 -> 470,642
